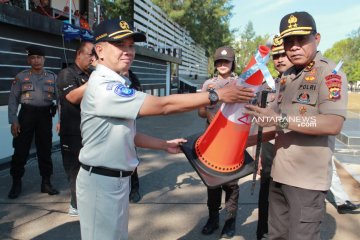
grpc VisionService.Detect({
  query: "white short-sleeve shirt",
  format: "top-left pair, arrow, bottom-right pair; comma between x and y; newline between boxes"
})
79,64 -> 146,170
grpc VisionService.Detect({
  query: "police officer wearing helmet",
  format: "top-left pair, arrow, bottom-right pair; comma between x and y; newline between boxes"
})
246,12 -> 348,239
77,19 -> 255,240
198,46 -> 240,238
8,45 -> 59,199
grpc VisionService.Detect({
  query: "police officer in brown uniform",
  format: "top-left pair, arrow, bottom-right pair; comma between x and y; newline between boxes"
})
8,45 -> 59,199
198,46 -> 240,238
246,12 -> 348,239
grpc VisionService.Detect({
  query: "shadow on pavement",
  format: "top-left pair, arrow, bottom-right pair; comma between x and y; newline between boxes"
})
32,221 -> 80,240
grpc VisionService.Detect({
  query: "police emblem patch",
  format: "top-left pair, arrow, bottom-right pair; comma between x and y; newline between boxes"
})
114,83 -> 135,97
297,92 -> 310,104
325,74 -> 342,100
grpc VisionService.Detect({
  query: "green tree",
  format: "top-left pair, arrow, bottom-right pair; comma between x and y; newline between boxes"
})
95,0 -> 133,21
233,22 -> 271,75
151,0 -> 234,73
324,27 -> 360,82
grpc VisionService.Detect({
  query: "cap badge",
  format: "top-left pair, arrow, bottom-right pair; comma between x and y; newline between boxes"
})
288,15 -> 298,29
119,21 -> 130,30
221,50 -> 228,56
273,35 -> 283,46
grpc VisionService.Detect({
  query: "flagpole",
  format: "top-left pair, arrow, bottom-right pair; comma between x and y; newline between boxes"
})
69,0 -> 72,24
97,5 -> 100,24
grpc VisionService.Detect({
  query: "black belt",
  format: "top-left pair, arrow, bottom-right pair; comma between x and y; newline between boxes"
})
81,164 -> 133,178
21,104 -> 51,112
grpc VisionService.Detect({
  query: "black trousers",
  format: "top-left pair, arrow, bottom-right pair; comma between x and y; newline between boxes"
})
257,142 -> 275,240
60,135 -> 82,208
207,179 -> 239,215
10,105 -> 53,179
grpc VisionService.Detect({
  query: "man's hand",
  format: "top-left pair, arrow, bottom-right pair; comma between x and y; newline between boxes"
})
56,122 -> 60,134
245,104 -> 279,127
257,157 -> 263,176
165,138 -> 188,154
11,123 -> 21,137
217,83 -> 255,104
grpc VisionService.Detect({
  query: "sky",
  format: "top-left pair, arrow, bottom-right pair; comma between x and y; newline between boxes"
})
230,0 -> 360,52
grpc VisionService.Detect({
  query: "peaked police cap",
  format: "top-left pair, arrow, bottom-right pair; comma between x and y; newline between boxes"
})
279,11 -> 317,38
94,19 -> 146,44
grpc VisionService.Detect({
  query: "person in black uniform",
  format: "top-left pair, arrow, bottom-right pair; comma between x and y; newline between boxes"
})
57,41 -> 94,216
7,45 -> 59,199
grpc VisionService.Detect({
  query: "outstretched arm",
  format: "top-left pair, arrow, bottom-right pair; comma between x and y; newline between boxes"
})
134,132 -> 187,154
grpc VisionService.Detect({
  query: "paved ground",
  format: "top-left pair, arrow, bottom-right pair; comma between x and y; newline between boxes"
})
0,111 -> 359,240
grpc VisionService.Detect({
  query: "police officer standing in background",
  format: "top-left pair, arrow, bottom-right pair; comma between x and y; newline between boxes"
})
246,12 -> 348,239
8,45 -> 59,199
198,46 -> 240,239
256,35 -> 293,240
57,41 -> 94,216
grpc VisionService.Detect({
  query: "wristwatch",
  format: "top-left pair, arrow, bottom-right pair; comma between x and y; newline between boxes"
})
208,88 -> 219,106
278,113 -> 289,129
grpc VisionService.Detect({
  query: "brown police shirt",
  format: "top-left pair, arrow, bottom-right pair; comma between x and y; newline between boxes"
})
270,52 -> 348,191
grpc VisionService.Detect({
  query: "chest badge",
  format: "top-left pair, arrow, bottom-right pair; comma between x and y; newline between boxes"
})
280,78 -> 286,85
299,106 -> 307,116
297,92 -> 310,104
305,61 -> 315,71
305,68 -> 317,81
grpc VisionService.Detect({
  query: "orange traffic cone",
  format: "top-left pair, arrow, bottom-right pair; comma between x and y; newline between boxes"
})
181,45 -> 273,188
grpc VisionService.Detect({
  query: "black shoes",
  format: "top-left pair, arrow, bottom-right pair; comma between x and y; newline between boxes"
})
8,180 -> 22,199
337,200 -> 360,214
221,218 -> 236,239
41,178 -> 59,195
129,189 -> 141,203
201,211 -> 219,235
8,178 -> 59,198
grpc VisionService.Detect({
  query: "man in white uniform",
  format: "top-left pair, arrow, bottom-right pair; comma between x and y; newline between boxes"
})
77,19 -> 256,240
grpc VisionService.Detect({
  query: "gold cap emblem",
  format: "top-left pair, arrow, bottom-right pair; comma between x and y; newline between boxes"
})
288,15 -> 298,29
273,35 -> 283,47
119,21 -> 129,30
